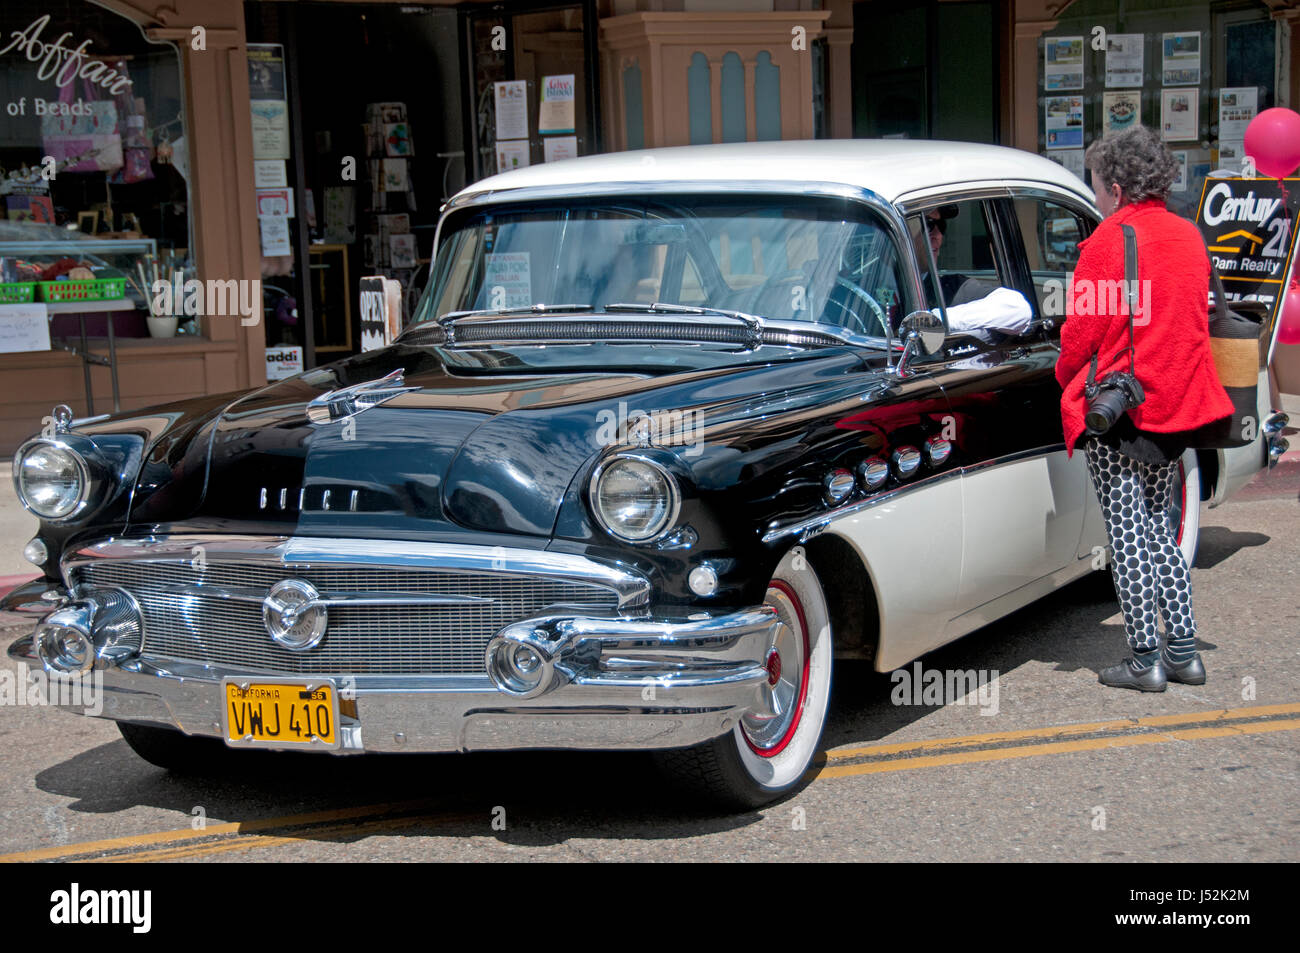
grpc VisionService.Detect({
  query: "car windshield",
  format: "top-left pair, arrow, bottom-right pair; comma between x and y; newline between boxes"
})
411,197 -> 910,338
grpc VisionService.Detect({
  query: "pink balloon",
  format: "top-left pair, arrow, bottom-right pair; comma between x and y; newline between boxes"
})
1278,282 -> 1300,346
1245,108 -> 1300,179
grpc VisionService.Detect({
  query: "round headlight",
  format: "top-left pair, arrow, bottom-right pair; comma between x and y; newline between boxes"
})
590,455 -> 681,543
15,442 -> 89,520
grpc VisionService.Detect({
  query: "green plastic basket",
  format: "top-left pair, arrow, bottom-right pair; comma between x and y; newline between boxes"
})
38,277 -> 128,303
0,282 -> 37,304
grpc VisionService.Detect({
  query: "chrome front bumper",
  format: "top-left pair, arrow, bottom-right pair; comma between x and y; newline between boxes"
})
7,534 -> 781,753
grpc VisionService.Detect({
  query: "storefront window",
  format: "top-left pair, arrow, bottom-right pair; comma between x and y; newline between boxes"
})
1037,0 -> 1277,218
1,0 -> 191,333
465,2 -> 598,181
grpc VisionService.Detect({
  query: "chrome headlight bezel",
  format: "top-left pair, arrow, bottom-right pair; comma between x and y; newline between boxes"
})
12,438 -> 94,523
588,453 -> 682,544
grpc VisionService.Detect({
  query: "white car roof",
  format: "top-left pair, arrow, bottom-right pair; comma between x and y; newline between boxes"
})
454,139 -> 1095,208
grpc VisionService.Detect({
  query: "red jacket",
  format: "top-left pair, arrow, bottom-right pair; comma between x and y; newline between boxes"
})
1055,199 -> 1233,456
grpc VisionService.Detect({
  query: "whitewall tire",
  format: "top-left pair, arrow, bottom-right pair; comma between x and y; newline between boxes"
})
655,548 -> 834,809
1170,450 -> 1201,569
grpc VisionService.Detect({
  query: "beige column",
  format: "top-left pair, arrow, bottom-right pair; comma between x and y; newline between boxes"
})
823,26 -> 853,139
745,57 -> 758,141
710,54 -> 723,143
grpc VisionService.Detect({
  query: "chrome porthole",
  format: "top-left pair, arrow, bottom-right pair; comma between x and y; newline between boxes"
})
891,446 -> 922,480
856,456 -> 890,491
924,436 -> 952,467
823,468 -> 855,504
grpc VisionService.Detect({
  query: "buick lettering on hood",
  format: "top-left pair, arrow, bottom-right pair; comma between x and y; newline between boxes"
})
6,141 -> 1278,808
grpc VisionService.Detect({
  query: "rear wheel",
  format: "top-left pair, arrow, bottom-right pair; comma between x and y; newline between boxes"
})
117,722 -> 225,773
1168,450 -> 1201,568
655,549 -> 833,810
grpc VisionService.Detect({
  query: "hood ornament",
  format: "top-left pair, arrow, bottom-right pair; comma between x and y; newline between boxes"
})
306,369 -> 417,425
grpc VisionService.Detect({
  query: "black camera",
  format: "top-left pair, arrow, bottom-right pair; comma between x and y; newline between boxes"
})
1084,371 -> 1145,435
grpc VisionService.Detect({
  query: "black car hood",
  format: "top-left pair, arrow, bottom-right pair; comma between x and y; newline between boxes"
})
189,341 -> 872,539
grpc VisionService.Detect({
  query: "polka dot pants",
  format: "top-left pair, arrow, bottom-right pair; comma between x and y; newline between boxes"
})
1082,438 -> 1196,652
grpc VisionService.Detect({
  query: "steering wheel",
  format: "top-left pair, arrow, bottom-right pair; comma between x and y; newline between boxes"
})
828,276 -> 889,337
751,268 -> 811,315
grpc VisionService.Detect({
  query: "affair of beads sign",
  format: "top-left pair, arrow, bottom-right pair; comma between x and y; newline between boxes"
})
2,14 -> 134,118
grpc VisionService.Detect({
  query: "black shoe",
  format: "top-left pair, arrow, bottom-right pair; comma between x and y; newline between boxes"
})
1161,651 -> 1206,685
1099,657 -> 1167,692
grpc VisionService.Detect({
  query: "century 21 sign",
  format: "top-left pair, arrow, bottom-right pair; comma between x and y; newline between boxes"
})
1,15 -> 134,95
1196,177 -> 1298,333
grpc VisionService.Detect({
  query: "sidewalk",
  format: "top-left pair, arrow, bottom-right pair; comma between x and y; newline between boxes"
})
0,463 -> 38,584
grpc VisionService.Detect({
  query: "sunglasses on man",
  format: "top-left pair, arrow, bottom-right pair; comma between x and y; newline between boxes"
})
925,217 -> 947,235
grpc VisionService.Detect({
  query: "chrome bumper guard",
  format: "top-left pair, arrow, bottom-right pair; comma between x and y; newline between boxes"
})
1264,411 -> 1289,470
7,535 -> 780,753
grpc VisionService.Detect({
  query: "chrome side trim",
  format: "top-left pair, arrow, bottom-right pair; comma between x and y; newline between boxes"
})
763,466 -> 962,543
761,444 -> 1067,544
62,535 -> 652,609
960,443 -> 1067,473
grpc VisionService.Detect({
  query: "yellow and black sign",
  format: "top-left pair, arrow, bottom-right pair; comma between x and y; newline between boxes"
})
1196,176 -> 1299,346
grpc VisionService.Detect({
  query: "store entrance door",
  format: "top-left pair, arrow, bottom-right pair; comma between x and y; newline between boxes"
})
244,2 -> 466,372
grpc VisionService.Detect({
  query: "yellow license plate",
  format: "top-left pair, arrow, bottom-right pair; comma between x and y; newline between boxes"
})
222,679 -> 339,748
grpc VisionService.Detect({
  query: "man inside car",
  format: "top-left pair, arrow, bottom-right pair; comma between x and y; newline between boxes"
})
913,205 -> 1034,343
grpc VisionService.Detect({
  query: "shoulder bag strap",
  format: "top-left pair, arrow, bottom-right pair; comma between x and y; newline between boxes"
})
1200,237 -> 1231,323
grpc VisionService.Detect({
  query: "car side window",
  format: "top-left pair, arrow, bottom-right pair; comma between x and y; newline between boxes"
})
1010,197 -> 1089,321
909,200 -> 1007,310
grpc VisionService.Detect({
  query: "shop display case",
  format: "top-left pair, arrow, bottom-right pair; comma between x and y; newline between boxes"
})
0,235 -> 160,413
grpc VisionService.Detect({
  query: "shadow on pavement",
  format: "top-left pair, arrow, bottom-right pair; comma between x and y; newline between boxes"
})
1192,526 -> 1270,569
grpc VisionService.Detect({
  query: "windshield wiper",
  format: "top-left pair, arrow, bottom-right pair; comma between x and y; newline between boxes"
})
442,303 -> 594,320
605,301 -> 755,321
603,302 -> 763,347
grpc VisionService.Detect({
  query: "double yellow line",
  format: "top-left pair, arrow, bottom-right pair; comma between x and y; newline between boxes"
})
815,702 -> 1300,779
2,703 -> 1296,862
0,800 -> 475,864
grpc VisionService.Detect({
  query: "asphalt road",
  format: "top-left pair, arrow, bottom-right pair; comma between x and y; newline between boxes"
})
0,466 -> 1296,863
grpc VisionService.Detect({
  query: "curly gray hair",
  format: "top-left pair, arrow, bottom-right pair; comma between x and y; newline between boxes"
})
1084,126 -> 1180,203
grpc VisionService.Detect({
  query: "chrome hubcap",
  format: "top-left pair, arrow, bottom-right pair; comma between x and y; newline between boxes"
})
742,584 -> 807,753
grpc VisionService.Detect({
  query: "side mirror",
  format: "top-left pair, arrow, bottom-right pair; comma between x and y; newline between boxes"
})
900,310 -> 946,354
892,310 -> 945,376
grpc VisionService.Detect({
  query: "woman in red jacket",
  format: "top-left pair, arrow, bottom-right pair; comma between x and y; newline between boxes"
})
1056,125 -> 1233,692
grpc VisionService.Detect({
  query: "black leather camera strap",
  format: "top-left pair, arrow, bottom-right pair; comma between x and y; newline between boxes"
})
1087,223 -> 1140,391
1119,223 -> 1138,376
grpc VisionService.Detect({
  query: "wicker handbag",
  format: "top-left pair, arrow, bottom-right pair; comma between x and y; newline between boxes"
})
1189,264 -> 1267,450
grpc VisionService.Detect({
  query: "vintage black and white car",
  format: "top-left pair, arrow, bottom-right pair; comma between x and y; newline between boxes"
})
6,141 -> 1285,808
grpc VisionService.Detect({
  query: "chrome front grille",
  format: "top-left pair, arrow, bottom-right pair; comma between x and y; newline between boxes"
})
71,558 -> 622,676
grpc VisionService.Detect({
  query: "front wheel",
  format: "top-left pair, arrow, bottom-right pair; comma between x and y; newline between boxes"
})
655,549 -> 833,810
118,722 -> 226,773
